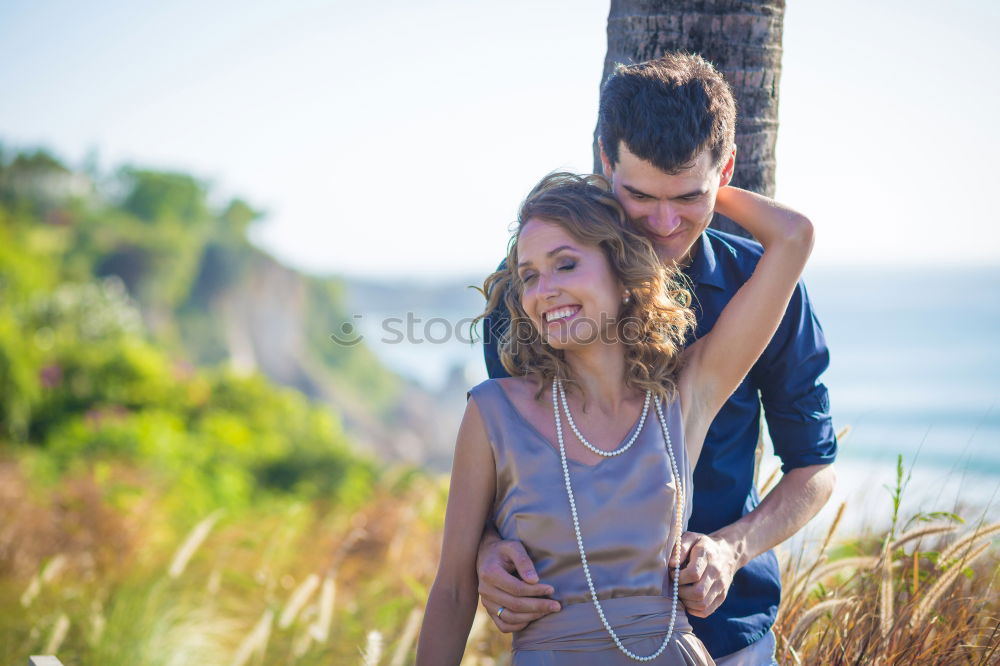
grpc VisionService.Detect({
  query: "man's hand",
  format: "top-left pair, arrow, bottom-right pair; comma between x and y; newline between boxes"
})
670,531 -> 742,618
477,538 -> 561,632
668,464 -> 835,618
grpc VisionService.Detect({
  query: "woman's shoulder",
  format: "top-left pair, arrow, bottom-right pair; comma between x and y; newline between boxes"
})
466,377 -> 504,406
468,376 -> 535,396
467,377 -> 544,419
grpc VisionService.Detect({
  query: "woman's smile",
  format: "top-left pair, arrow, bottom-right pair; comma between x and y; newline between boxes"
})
543,305 -> 582,324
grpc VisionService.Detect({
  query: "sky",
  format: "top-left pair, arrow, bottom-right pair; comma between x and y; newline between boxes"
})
2,0 -> 998,279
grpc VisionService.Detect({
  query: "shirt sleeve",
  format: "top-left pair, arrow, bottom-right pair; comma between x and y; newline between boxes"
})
483,303 -> 512,379
749,279 -> 837,473
483,258 -> 512,379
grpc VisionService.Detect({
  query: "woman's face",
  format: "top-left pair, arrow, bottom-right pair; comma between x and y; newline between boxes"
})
516,218 -> 624,350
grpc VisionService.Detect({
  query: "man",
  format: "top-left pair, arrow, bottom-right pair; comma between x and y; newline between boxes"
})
477,53 -> 837,664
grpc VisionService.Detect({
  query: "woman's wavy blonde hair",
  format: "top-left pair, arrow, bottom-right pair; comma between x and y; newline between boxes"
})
475,172 -> 696,405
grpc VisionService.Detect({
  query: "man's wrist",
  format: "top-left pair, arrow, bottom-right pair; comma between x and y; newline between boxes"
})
477,526 -> 502,569
480,525 -> 502,550
710,524 -> 751,570
712,184 -> 735,218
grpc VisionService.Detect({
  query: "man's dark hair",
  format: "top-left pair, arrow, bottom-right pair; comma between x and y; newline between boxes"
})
598,52 -> 737,174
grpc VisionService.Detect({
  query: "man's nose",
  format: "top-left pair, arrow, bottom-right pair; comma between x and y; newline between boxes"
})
650,202 -> 682,234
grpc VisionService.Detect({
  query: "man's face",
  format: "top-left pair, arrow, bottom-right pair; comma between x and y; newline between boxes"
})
603,141 -> 733,264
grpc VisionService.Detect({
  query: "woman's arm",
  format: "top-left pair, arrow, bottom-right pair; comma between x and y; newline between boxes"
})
679,186 -> 814,462
416,398 -> 497,666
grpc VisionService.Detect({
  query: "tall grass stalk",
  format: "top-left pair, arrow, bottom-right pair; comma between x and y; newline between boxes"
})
279,573 -> 320,629
362,630 -> 383,666
389,607 -> 423,666
230,609 -> 273,666
890,524 -> 958,550
788,597 -> 854,646
21,554 -> 67,607
878,536 -> 894,639
168,511 -> 223,579
309,574 -> 336,643
937,521 -> 1000,565
909,541 -> 991,628
43,612 -> 70,655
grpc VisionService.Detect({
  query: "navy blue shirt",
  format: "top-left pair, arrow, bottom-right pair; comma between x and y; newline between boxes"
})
481,228 -> 837,658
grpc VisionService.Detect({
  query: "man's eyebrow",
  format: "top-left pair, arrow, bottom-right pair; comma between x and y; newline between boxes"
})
622,184 -> 708,199
517,245 -> 577,268
673,188 -> 708,199
623,184 -> 654,198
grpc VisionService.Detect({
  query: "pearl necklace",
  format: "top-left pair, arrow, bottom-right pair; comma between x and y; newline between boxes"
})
556,380 -> 650,456
552,378 -> 685,662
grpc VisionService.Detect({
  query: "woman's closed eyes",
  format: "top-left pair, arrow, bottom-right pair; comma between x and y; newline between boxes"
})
519,259 -> 577,285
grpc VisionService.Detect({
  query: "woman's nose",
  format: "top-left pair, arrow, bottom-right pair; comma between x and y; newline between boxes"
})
537,272 -> 560,298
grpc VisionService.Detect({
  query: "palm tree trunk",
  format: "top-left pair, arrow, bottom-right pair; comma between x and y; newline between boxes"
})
593,0 -> 785,237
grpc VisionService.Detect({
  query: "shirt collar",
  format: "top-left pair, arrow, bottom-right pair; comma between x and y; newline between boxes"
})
683,231 -> 727,290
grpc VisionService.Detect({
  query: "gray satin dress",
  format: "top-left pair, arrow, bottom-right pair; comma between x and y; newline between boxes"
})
468,379 -> 714,665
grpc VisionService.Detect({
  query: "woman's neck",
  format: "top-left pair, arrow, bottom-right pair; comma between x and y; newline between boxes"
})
561,342 -> 635,415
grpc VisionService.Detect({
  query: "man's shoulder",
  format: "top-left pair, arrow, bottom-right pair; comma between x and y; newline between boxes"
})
704,228 -> 764,268
687,228 -> 766,295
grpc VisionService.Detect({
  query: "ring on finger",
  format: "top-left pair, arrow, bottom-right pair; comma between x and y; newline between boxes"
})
496,606 -> 506,618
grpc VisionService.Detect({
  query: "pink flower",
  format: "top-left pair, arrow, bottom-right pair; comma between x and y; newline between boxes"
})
39,364 -> 62,389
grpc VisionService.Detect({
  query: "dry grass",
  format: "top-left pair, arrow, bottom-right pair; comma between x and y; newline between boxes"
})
774,503 -> 1000,665
0,459 -> 512,664
2,456 -> 997,665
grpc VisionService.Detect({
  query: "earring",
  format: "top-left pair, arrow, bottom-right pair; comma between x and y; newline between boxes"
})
622,291 -> 631,305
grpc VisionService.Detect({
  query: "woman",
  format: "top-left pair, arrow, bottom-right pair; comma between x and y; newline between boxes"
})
416,172 -> 813,664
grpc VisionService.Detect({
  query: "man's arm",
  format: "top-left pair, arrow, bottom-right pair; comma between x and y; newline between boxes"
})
675,278 -> 838,617
718,465 -> 836,573
675,464 -> 835,617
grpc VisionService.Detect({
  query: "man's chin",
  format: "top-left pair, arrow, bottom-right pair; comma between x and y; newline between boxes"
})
652,233 -> 702,267
652,239 -> 688,265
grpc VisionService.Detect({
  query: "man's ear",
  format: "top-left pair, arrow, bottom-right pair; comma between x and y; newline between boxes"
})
719,147 -> 737,187
598,138 -> 614,179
